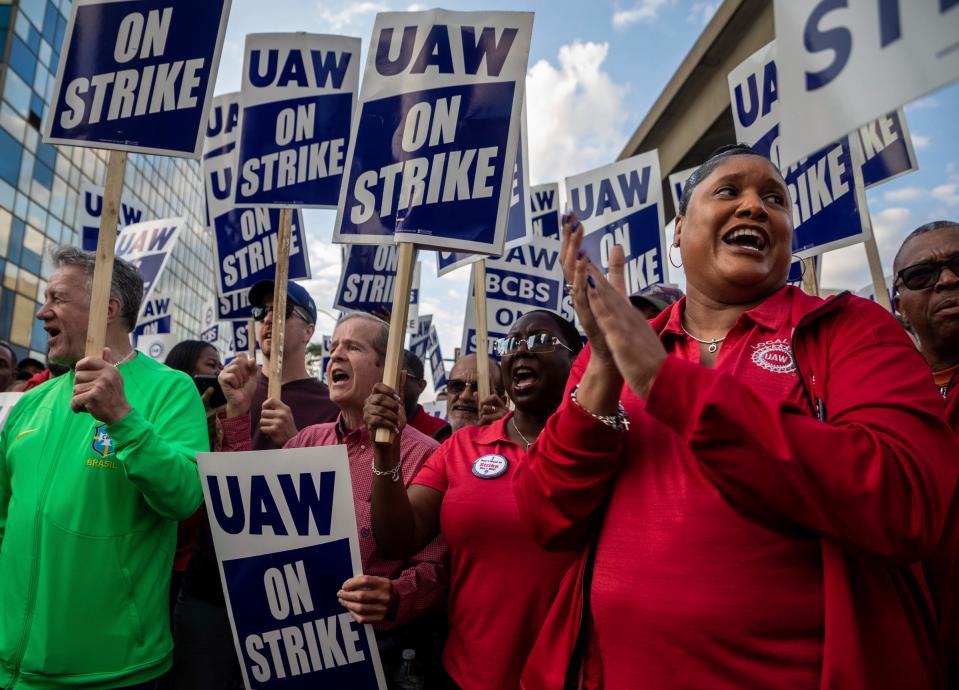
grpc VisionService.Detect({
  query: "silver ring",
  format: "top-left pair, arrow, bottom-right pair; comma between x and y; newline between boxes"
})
564,282 -> 575,294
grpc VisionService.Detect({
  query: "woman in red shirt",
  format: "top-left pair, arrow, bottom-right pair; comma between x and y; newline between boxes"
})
515,145 -> 958,690
361,310 -> 583,690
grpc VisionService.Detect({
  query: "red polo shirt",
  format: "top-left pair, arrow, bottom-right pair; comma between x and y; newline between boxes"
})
413,415 -> 580,690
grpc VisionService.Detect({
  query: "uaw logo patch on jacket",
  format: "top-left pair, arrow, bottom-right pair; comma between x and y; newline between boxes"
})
91,423 -> 115,457
751,339 -> 796,374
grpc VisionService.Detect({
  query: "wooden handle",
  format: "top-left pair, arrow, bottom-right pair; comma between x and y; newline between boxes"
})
85,150 -> 128,359
473,261 -> 491,401
246,318 -> 256,358
267,208 -> 293,401
374,242 -> 417,445
800,257 -> 819,297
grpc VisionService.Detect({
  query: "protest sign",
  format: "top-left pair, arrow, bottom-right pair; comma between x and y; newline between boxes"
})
409,315 -> 432,357
332,245 -> 422,318
774,0 -> 959,168
854,108 -> 918,189
198,446 -> 386,690
422,400 -> 446,420
139,332 -> 177,361
565,151 -> 667,294
728,42 -> 871,258
0,393 -> 24,431
461,236 -> 564,355
408,262 -> 421,331
78,180 -> 149,251
116,217 -> 182,301
44,0 -> 231,157
235,34 -> 360,208
133,293 -> 172,342
232,320 -> 254,356
530,183 -> 560,239
319,334 -> 332,384
204,92 -> 242,226
334,9 -> 534,254
425,324 -> 447,393
667,167 -> 696,218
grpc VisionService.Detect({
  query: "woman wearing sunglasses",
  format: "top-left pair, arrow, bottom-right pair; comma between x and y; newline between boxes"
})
515,145 -> 958,690
362,310 -> 583,690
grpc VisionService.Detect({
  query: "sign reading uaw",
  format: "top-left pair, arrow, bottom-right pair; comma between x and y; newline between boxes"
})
45,0 -> 231,157
334,9 -> 534,255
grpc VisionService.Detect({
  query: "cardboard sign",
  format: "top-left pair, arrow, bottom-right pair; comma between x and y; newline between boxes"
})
332,244 -> 422,317
116,217 -> 182,302
565,151 -> 667,294
44,0 -> 231,157
774,0 -> 959,167
198,446 -> 386,690
133,293 -> 172,341
235,33 -> 360,208
728,42 -> 871,258
0,392 -> 24,431
333,9 -> 534,253
530,183 -> 560,239
461,236 -> 564,355
78,180 -> 149,251
204,92 -> 242,226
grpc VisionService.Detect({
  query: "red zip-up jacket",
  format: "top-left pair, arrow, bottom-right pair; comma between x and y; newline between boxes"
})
515,286 -> 957,690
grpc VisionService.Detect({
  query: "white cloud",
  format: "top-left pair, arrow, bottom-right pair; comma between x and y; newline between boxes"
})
883,186 -> 924,203
406,2 -> 426,9
910,132 -> 931,150
931,183 -> 959,206
317,1 -> 387,32
525,41 -> 630,188
612,0 -> 674,28
820,207 -> 912,291
688,1 -> 720,24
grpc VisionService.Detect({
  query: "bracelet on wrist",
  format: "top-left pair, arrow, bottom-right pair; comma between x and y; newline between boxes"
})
371,459 -> 402,482
570,384 -> 630,431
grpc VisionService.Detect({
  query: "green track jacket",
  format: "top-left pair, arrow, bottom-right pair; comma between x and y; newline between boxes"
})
0,353 -> 208,689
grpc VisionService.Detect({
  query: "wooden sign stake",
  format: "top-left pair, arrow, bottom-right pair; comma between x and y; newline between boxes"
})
246,318 -> 256,359
85,149 -> 128,358
864,237 -> 893,312
801,257 -> 820,297
374,242 -> 417,445
267,207 -> 293,401
473,260 -> 492,402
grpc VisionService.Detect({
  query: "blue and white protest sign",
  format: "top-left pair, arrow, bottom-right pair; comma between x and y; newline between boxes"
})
728,42 -> 871,258
44,0 -> 231,157
235,33 -> 360,208
198,446 -> 386,690
854,109 -> 918,189
774,0 -> 959,168
133,293 -> 171,341
78,180 -> 149,251
667,167 -> 696,219
530,183 -> 560,239
200,302 -> 220,344
425,324 -> 447,392
334,9 -> 534,253
139,332 -> 177,361
333,244 -> 422,316
319,334 -> 332,384
461,236 -> 564,355
565,151 -> 667,294
116,217 -> 182,302
213,207 -> 311,320
232,320 -> 254,354
204,92 -> 242,226
0,393 -> 24,432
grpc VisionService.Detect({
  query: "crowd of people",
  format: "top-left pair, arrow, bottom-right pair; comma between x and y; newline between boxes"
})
0,145 -> 957,690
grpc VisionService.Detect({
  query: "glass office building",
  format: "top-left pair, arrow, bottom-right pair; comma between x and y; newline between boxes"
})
0,0 -> 219,362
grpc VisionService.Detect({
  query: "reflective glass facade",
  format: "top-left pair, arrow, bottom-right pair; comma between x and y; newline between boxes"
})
0,0 -> 217,361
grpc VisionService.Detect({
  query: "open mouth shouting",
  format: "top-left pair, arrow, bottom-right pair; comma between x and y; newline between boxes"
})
44,325 -> 62,349
722,224 -> 769,253
510,362 -> 540,396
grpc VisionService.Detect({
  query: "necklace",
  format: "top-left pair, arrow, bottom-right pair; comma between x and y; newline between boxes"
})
681,321 -> 727,354
113,350 -> 136,367
510,417 -> 536,450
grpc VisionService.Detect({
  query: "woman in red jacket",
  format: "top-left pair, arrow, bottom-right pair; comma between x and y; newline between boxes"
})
362,310 -> 584,690
515,144 -> 958,690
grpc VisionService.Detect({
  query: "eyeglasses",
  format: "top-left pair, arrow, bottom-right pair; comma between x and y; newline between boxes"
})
251,303 -> 311,323
896,253 -> 959,291
495,333 -> 573,356
446,379 -> 479,396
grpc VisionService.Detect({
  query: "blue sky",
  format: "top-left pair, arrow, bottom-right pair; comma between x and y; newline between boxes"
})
214,0 -> 959,383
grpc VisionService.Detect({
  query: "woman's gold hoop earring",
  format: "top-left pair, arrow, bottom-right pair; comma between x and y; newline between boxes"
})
668,243 -> 683,269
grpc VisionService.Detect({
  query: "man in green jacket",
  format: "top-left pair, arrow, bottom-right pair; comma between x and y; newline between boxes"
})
0,247 -> 208,689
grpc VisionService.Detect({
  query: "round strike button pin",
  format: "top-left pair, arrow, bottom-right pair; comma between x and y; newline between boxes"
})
471,454 -> 509,479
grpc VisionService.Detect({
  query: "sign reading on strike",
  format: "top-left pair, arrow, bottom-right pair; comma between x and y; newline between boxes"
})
565,152 -> 667,294
78,180 -> 149,251
198,446 -> 386,689
333,244 -> 421,317
774,0 -> 959,168
236,33 -> 360,208
530,183 -> 560,239
334,9 -> 534,254
728,42 -> 871,258
45,0 -> 231,157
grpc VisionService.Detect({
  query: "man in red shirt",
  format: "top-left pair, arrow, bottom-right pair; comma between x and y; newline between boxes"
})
895,220 -> 959,684
402,349 -> 447,438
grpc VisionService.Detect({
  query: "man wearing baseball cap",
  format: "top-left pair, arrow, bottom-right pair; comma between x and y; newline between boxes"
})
629,282 -> 685,319
172,278 -> 339,689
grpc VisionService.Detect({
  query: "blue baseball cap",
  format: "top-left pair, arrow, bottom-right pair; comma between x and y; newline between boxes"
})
248,280 -> 317,324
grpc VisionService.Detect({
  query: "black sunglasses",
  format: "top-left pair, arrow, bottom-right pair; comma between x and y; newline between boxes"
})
446,379 -> 478,396
896,253 -> 959,291
251,303 -> 311,323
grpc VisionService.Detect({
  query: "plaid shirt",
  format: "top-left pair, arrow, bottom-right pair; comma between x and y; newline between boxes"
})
221,413 -> 449,629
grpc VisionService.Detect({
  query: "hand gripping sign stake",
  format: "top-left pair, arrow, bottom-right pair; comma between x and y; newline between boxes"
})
473,261 -> 492,402
374,242 -> 417,445
86,150 -> 128,357
267,207 -> 293,401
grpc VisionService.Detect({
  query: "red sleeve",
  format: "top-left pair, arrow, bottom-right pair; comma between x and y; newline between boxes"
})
219,414 -> 252,452
644,301 -> 959,564
411,438 -> 450,493
512,346 -> 626,551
